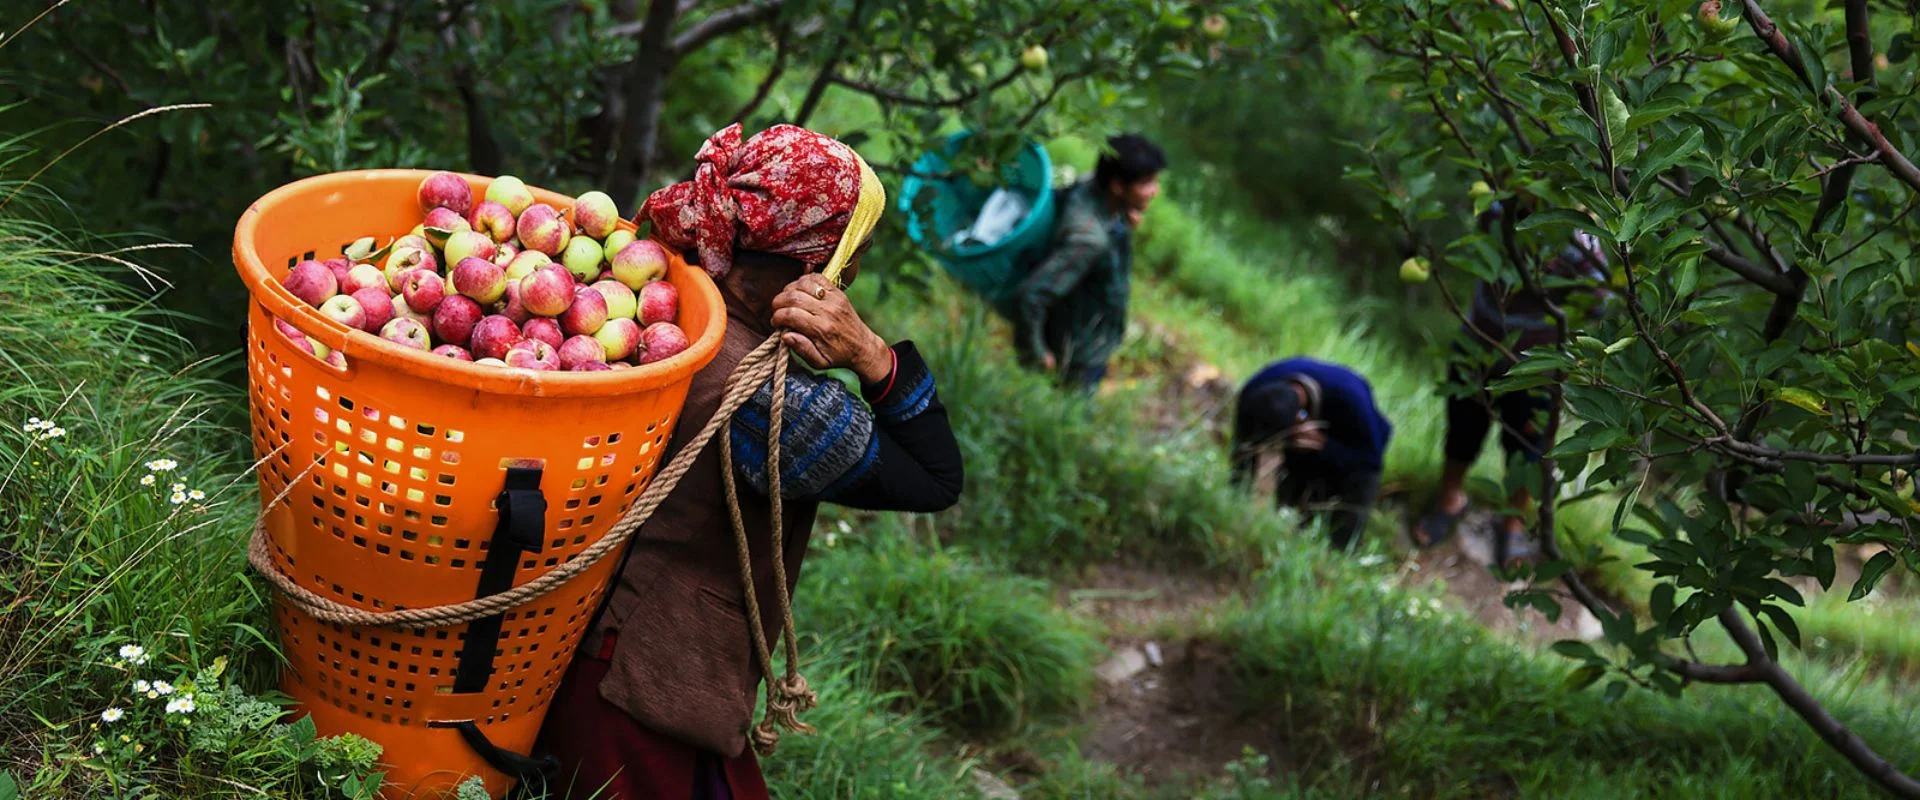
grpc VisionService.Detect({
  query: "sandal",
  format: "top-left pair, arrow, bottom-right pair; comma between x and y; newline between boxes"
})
1494,525 -> 1536,570
1412,500 -> 1469,548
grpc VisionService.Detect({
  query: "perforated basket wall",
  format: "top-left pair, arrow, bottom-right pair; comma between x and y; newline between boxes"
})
234,170 -> 725,799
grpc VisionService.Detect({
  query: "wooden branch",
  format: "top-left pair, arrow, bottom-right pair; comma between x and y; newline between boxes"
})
351,1 -> 407,84
729,23 -> 789,126
1715,606 -> 1920,798
672,0 -> 785,57
828,64 -> 1023,109
1706,436 -> 1920,467
1743,0 -> 1920,194
1013,68 -> 1094,129
602,0 -> 701,37
1669,659 -> 1765,683
791,0 -> 867,126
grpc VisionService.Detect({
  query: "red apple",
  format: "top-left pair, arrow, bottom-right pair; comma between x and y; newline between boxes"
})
504,339 -> 559,371
418,171 -> 473,215
522,318 -> 564,350
432,344 -> 473,361
468,200 -> 517,243
433,295 -> 484,346
283,260 -> 339,307
469,315 -> 522,361
571,191 -> 620,239
383,245 -> 437,292
504,250 -> 553,281
351,287 -> 395,333
402,269 -> 447,314
639,322 -> 689,364
342,263 -> 387,295
498,280 -> 532,324
593,317 -> 641,361
322,257 -> 354,284
557,335 -> 608,370
444,230 -> 498,268
560,285 -> 609,336
516,203 -> 571,256
486,175 -> 535,216
319,294 -> 367,330
591,280 -> 638,321
639,280 -> 679,325
610,240 -> 669,289
324,350 -> 348,369
451,256 -> 508,305
380,317 -> 432,350
609,362 -> 633,371
424,206 -> 471,234
571,361 -> 614,372
391,293 -> 430,326
519,265 -> 575,317
493,242 -> 519,267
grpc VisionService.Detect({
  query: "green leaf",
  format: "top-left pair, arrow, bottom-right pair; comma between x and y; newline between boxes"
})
1551,640 -> 1600,661
1813,545 -> 1836,590
1773,387 -> 1829,416
1650,582 -> 1676,621
1633,127 -> 1703,188
1565,664 -> 1607,691
1602,85 -> 1631,164
1851,551 -> 1897,601
1515,208 -> 1601,235
1757,605 -> 1802,649
1603,680 -> 1629,703
0,771 -> 18,800
1673,257 -> 1698,297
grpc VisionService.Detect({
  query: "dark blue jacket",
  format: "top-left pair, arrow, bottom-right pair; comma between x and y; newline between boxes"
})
1242,358 -> 1392,474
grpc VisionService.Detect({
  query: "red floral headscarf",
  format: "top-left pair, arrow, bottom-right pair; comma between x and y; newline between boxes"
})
642,123 -> 865,278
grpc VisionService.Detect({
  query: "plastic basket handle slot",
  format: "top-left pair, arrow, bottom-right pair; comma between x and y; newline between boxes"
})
454,465 -> 548,696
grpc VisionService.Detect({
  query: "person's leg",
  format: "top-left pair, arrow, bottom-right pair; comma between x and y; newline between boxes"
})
1418,360 -> 1494,545
1327,469 -> 1383,552
1493,389 -> 1550,565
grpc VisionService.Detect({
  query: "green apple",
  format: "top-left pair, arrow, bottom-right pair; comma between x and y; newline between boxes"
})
1021,45 -> 1049,72
1399,257 -> 1431,284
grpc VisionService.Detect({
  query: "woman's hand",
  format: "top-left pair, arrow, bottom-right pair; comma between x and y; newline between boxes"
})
772,273 -> 893,384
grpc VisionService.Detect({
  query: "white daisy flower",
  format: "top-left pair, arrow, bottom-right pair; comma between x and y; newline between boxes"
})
93,743 -> 106,754
45,427 -> 65,438
170,492 -> 188,505
139,354 -> 152,364
144,690 -> 159,700
28,417 -> 40,426
187,489 -> 205,501
101,708 -> 124,723
118,645 -> 146,662
133,680 -> 151,694
146,459 -> 178,472
169,482 -> 185,493
139,474 -> 156,486
165,696 -> 195,714
153,681 -> 173,696
93,304 -> 107,313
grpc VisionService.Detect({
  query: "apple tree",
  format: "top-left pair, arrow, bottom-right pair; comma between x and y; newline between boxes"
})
1337,0 -> 1920,793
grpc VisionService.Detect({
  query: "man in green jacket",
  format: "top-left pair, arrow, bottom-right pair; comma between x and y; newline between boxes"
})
1012,134 -> 1165,392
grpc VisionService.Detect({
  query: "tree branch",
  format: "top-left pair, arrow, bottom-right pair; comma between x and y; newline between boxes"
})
601,0 -> 701,37
672,0 -> 785,57
1715,606 -> 1920,797
729,23 -> 789,127
1744,0 -> 1920,194
791,0 -> 867,126
828,64 -> 1024,109
1013,68 -> 1094,130
350,0 -> 407,84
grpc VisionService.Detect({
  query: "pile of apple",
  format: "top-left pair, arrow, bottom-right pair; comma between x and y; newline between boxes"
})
274,171 -> 688,373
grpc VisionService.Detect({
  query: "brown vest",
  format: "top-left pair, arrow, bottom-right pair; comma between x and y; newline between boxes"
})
590,307 -> 818,757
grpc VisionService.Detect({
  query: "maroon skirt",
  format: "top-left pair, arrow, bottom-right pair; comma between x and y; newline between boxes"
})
534,633 -> 770,800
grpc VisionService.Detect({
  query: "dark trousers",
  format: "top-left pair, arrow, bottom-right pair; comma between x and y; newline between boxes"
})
1443,352 -> 1548,466
1274,465 -> 1382,551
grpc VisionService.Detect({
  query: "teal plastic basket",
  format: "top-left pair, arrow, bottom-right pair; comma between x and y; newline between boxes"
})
900,132 -> 1056,307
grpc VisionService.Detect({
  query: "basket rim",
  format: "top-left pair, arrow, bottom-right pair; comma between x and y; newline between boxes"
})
899,131 -> 1055,259
234,169 -> 726,398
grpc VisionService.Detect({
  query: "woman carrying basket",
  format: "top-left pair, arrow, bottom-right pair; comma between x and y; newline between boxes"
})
534,123 -> 965,799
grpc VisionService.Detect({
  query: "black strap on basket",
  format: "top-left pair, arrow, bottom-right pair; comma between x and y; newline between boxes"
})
450,466 -> 558,784
456,720 -> 557,794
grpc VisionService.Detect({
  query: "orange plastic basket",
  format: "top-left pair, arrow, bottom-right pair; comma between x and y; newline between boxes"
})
233,170 -> 724,798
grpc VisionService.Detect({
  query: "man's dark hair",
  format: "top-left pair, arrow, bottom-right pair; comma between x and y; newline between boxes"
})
1238,381 -> 1304,444
1095,134 -> 1166,189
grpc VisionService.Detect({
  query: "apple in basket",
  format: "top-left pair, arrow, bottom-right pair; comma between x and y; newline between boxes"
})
322,257 -> 354,285
517,203 -> 571,257
402,269 -> 447,314
351,287 -> 395,333
418,171 -> 473,215
444,230 -> 498,268
505,339 -> 560,371
423,206 -> 471,235
341,263 -> 387,295
505,250 -> 552,281
486,175 -> 536,216
451,256 -> 508,305
433,295 -> 484,346
380,318 -> 432,351
390,294 -> 430,326
610,240 -> 668,289
383,243 -> 437,292
557,335 -> 607,370
561,236 -> 605,284
593,317 -> 641,361
318,294 -> 367,331
639,322 -> 689,364
282,260 -> 338,307
592,280 -> 637,322
603,230 -> 637,260
639,280 -> 678,325
469,200 -> 516,243
520,265 -> 575,318
522,317 -> 565,350
572,191 -> 621,239
560,285 -> 608,337
497,280 -> 532,324
432,344 -> 473,361
469,315 -> 522,361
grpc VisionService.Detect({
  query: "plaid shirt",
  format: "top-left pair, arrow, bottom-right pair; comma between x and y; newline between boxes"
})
1012,180 -> 1132,373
